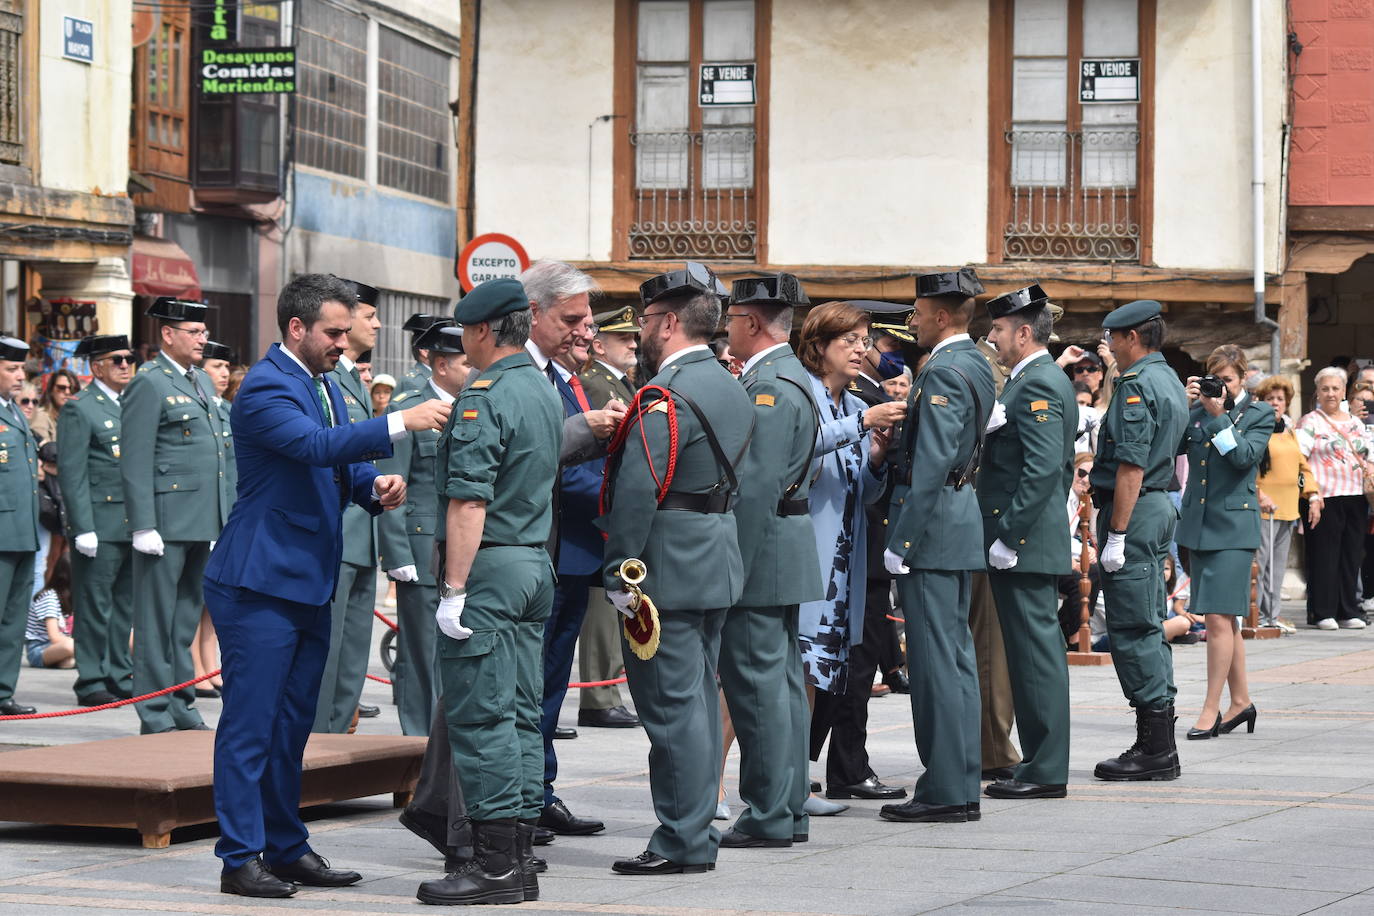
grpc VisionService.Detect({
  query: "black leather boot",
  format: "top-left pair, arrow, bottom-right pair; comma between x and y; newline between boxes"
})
517,819 -> 543,900
416,819 -> 526,905
1094,705 -> 1180,781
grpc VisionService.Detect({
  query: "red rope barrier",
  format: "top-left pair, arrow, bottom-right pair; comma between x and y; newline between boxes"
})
373,608 -> 399,632
364,674 -> 629,689
0,669 -> 222,720
887,614 -> 905,624
366,673 -> 392,685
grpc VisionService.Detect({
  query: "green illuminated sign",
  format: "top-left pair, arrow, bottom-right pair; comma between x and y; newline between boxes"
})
199,47 -> 296,95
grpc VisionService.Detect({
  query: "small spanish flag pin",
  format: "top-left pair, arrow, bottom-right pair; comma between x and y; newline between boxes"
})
461,408 -> 479,420
1125,395 -> 1142,404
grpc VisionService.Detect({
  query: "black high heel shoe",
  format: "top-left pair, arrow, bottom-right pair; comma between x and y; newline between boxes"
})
1218,704 -> 1257,735
1186,714 -> 1221,740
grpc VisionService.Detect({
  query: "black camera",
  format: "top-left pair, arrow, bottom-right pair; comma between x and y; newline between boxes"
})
1198,375 -> 1225,399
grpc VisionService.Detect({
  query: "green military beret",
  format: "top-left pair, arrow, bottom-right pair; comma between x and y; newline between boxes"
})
1102,299 -> 1163,330
453,278 -> 529,325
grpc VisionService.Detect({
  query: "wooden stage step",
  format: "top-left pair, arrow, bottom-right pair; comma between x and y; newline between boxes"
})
0,731 -> 426,848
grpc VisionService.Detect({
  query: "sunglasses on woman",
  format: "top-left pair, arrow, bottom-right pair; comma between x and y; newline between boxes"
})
18,398 -> 36,406
1076,467 -> 1091,479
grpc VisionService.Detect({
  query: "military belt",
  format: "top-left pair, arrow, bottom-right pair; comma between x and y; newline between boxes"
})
776,497 -> 810,516
658,490 -> 732,514
1091,486 -> 1165,508
478,541 -> 540,551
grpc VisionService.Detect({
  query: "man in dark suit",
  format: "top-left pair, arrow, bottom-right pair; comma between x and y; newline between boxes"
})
203,273 -> 450,898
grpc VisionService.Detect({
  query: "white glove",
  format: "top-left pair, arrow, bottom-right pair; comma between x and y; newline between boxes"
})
883,549 -> 910,576
988,538 -> 1019,570
1101,531 -> 1127,573
608,590 -> 637,618
209,540 -> 216,552
388,565 -> 419,583
73,532 -> 98,558
132,528 -> 165,557
985,401 -> 1008,434
436,591 -> 473,640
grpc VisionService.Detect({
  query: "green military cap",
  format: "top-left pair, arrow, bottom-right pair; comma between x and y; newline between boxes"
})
1102,299 -> 1163,330
595,306 -> 639,335
453,278 -> 529,325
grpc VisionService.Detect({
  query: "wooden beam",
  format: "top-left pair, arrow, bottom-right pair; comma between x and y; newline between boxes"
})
453,0 -> 480,254
1288,206 -> 1374,233
1279,268 -> 1308,360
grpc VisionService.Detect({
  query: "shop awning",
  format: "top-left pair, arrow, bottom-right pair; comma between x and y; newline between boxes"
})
132,235 -> 202,300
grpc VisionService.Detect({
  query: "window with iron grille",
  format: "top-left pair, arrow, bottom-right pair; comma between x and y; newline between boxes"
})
377,27 -> 449,201
296,0 -> 367,180
375,289 -> 449,381
0,0 -> 24,166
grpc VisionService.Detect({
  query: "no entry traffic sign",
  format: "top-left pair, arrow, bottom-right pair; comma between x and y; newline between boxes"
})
457,233 -> 531,293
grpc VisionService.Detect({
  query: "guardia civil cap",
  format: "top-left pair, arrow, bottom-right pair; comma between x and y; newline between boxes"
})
201,341 -> 234,362
341,278 -> 379,307
0,336 -> 29,362
730,273 -> 809,308
849,300 -> 915,343
146,296 -> 208,323
403,313 -> 443,334
415,322 -> 464,354
453,278 -> 529,325
594,306 -> 639,335
916,267 -> 984,300
74,334 -> 130,358
986,283 -> 1050,320
1102,299 -> 1163,330
639,261 -> 728,306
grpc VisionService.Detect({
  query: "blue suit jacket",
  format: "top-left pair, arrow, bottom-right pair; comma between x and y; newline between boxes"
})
205,343 -> 394,607
551,367 -> 604,577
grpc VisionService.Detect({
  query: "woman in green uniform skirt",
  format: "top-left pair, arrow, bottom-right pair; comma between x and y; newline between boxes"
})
1176,345 -> 1274,740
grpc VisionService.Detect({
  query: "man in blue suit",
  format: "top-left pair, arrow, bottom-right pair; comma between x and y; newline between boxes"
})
204,274 -> 451,898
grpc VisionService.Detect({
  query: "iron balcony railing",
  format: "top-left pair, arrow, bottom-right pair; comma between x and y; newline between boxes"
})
629,128 -> 757,260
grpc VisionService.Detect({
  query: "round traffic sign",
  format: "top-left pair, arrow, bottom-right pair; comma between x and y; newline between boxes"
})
457,233 -> 531,293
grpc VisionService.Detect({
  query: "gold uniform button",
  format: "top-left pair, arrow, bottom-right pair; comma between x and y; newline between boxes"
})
416,526 -> 422,533
1244,502 -> 1249,508
172,483 -> 178,489
1200,479 -> 1207,485
1199,497 -> 1205,504
105,496 -> 111,501
903,541 -> 911,549
1200,460 -> 1207,466
881,519 -> 888,526
992,508 -> 1000,515
1019,538 -> 1026,545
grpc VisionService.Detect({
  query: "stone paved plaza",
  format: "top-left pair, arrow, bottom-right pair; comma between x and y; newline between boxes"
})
3,605 -> 1374,916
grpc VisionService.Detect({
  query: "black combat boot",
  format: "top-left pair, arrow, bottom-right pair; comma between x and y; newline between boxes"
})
516,819 -> 544,900
1094,705 -> 1180,781
416,818 -> 525,905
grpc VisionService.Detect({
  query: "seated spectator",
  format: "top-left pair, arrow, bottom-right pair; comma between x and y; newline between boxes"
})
1162,554 -> 1202,645
25,553 -> 74,670
30,369 -> 80,444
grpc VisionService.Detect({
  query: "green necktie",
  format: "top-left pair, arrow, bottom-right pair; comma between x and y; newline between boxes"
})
314,377 -> 334,427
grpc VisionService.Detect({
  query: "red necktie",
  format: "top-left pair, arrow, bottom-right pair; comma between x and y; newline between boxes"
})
568,375 -> 592,412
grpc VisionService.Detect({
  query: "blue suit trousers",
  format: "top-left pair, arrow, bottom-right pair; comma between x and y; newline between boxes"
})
205,578 -> 330,872
541,573 -> 594,807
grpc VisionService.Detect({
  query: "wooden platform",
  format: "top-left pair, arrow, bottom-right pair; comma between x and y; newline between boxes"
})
0,731 -> 426,848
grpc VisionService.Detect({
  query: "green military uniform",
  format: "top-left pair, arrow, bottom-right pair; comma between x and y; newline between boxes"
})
122,351 -> 232,733
0,336 -> 41,709
377,382 -> 448,736
720,334 -> 822,844
313,357 -> 380,733
396,360 -> 432,398
1175,393 -> 1272,614
58,377 -> 134,702
214,396 -> 237,500
435,349 -> 562,821
976,292 -> 1077,789
601,346 -> 754,866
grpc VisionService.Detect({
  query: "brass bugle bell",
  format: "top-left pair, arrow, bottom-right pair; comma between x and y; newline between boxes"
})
618,557 -> 660,660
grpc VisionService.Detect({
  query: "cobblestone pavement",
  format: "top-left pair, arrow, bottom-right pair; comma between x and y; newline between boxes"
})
3,602 -> 1374,915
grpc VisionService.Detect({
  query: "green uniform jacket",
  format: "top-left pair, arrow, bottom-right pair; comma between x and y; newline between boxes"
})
734,346 -> 823,607
56,385 -> 129,542
600,348 -> 754,610
215,397 -> 238,508
0,401 -> 39,551
436,353 -> 562,547
976,352 -> 1076,575
377,385 -> 444,584
396,360 -> 432,397
888,337 -> 995,571
579,360 -> 636,409
1174,395 -> 1272,551
1089,351 -> 1189,493
120,355 -> 232,541
330,363 -> 377,567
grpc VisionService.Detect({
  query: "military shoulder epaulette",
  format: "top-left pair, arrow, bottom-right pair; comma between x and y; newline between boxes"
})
391,390 -> 415,405
468,376 -> 497,390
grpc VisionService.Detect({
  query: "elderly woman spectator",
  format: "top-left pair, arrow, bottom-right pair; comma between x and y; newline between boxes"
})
796,302 -> 906,814
1253,376 -> 1320,634
1297,365 -> 1372,629
30,369 -> 80,444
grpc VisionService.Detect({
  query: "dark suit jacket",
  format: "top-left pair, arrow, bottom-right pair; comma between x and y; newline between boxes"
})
547,361 -> 605,577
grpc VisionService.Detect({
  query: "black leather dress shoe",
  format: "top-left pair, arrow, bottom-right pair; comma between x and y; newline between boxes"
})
882,668 -> 911,694
77,691 -> 119,707
984,779 -> 1067,800
195,686 -> 222,699
221,857 -> 296,898
182,722 -> 212,731
532,827 -> 555,846
878,800 -> 970,823
612,850 -> 713,875
400,805 -> 450,856
967,803 -> 981,822
980,766 -> 1016,781
267,851 -> 361,887
793,832 -> 808,843
0,699 -> 36,716
809,779 -> 821,793
357,703 -> 380,718
719,827 -> 791,848
553,725 -> 578,739
538,799 -> 604,835
826,776 -> 907,800
110,681 -> 133,700
578,705 -> 640,728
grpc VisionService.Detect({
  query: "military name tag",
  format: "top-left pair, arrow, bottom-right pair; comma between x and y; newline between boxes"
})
1030,399 -> 1049,412
930,394 -> 949,407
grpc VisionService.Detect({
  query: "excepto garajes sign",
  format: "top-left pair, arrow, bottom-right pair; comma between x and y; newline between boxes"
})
199,47 -> 297,95
1079,58 -> 1140,103
699,63 -> 756,106
456,233 -> 531,293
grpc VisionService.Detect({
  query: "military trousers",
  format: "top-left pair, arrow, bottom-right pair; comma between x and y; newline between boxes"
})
438,546 -> 552,822
898,569 -> 981,807
72,542 -> 134,700
0,550 -> 37,704
718,604 -> 806,841
577,587 -> 627,711
313,561 -> 377,733
133,542 -> 210,733
394,578 -> 438,736
622,604 -> 726,866
970,571 -> 1020,771
1097,491 -> 1177,711
988,570 -> 1071,785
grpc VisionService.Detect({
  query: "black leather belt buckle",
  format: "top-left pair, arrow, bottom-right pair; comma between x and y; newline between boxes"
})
777,498 -> 810,517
